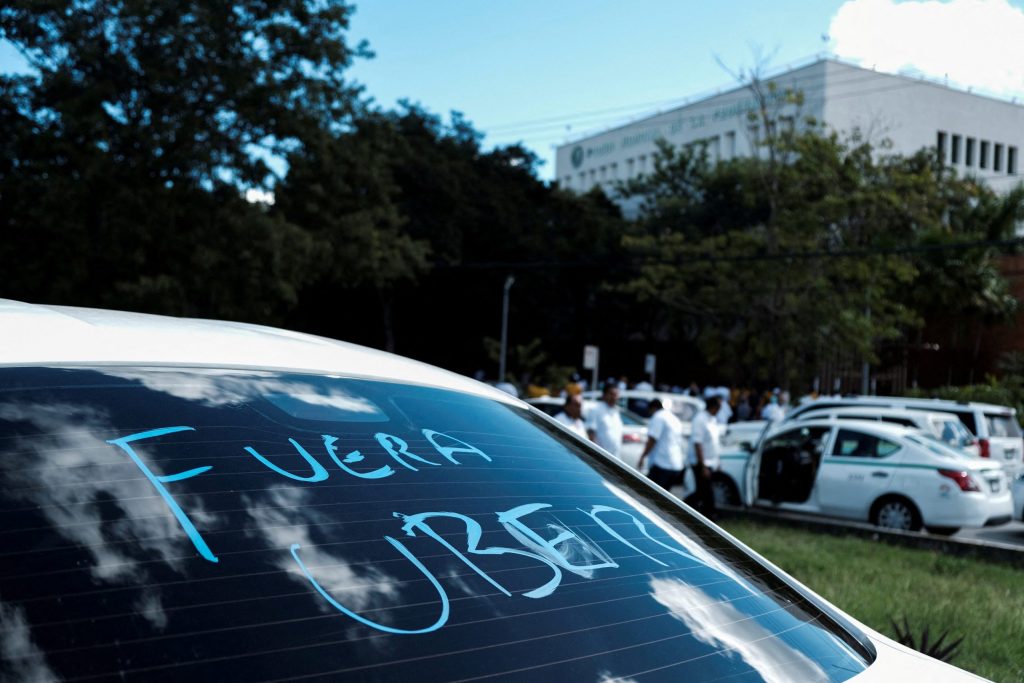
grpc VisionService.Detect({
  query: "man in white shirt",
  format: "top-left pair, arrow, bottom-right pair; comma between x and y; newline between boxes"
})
586,384 -> 623,457
637,398 -> 685,491
761,394 -> 784,423
553,393 -> 588,439
715,387 -> 732,424
687,395 -> 722,518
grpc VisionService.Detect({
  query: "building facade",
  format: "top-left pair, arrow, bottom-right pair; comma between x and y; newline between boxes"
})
555,58 -> 1024,200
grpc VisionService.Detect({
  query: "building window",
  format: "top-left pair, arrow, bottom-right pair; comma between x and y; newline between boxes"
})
965,138 -> 975,167
994,144 -> 1003,171
599,166 -> 606,181
936,131 -> 947,163
626,158 -> 635,177
709,135 -> 721,162
951,135 -> 961,164
638,155 -> 647,176
725,131 -> 736,159
979,141 -> 989,169
1010,147 -> 1018,175
610,163 -> 618,179
579,172 -> 586,187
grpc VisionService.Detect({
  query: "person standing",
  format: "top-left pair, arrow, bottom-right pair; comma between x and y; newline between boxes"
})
715,387 -> 732,425
687,395 -> 722,518
587,383 -> 623,458
637,398 -> 685,491
761,394 -> 785,423
735,389 -> 753,421
554,393 -> 588,439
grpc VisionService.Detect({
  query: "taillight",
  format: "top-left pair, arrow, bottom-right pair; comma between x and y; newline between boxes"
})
938,469 -> 981,492
979,438 -> 990,458
622,432 -> 644,443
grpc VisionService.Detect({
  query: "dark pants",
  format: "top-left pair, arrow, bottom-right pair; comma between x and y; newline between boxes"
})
685,465 -> 717,519
648,465 -> 684,492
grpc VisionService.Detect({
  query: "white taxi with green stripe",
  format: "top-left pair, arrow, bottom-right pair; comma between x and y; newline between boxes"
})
739,418 -> 1013,533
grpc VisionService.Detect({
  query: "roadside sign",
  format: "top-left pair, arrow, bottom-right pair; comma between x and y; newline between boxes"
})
583,345 -> 599,391
644,353 -> 656,387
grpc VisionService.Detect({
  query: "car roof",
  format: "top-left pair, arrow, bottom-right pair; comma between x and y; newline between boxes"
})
769,417 -> 918,439
794,394 -> 1015,414
796,406 -> 961,421
0,300 -> 517,404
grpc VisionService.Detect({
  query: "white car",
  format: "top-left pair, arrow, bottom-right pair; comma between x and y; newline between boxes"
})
743,419 -> 1013,534
789,395 -> 1023,476
0,300 -> 985,681
525,396 -> 648,468
582,389 -> 704,427
789,407 -> 980,457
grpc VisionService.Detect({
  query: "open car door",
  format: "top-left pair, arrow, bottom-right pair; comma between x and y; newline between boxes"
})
743,438 -> 761,506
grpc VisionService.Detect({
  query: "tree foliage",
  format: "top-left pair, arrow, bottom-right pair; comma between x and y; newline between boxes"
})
0,0 -> 366,320
618,112 -> 1023,388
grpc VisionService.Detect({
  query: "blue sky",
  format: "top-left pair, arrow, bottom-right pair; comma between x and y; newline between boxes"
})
346,0 -> 847,177
5,1 -> 1024,181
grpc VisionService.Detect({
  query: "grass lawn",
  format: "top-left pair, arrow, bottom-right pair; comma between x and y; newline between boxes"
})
720,519 -> 1024,683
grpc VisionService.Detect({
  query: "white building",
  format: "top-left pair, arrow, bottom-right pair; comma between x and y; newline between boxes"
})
555,58 -> 1023,202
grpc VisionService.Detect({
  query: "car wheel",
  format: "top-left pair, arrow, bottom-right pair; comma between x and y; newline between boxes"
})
871,497 -> 922,531
925,526 -> 960,536
711,475 -> 739,507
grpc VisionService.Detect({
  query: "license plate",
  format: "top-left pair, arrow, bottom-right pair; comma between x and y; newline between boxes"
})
989,480 -> 1001,493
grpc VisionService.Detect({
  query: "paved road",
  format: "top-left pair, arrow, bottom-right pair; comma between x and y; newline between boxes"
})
955,520 -> 1024,547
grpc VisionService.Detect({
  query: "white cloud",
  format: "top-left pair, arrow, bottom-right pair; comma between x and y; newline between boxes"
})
830,0 -> 1024,100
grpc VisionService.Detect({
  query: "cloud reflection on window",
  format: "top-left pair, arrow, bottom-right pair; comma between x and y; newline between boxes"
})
244,486 -> 406,628
0,600 -> 59,682
649,577 -> 831,683
0,401 -> 219,630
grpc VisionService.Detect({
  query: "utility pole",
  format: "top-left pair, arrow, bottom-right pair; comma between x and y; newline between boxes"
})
499,275 -> 515,383
861,304 -> 871,395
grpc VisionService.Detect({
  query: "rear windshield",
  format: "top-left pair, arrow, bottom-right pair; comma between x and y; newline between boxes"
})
906,434 -> 972,459
0,367 -> 871,682
985,413 -> 1022,438
930,418 -> 975,448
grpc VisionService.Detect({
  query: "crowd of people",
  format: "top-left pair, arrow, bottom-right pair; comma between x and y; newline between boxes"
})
544,378 -> 796,521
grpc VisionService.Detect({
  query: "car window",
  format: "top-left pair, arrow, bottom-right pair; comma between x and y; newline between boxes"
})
0,367 -> 871,682
762,426 -> 831,453
879,417 -> 916,427
951,410 -> 977,434
624,397 -> 651,416
831,429 -> 901,458
985,413 -> 1022,438
671,401 -> 699,422
619,407 -> 647,426
932,418 -> 973,448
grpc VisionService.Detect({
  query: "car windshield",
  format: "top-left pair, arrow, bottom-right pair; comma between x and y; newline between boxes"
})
0,366 -> 872,682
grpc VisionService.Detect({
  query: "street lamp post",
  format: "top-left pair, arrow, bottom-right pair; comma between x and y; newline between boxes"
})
499,275 -> 515,383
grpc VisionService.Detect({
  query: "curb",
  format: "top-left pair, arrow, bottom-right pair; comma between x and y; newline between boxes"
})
717,505 -> 1024,568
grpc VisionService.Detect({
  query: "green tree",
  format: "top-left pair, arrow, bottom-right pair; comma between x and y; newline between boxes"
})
0,0 -> 367,321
